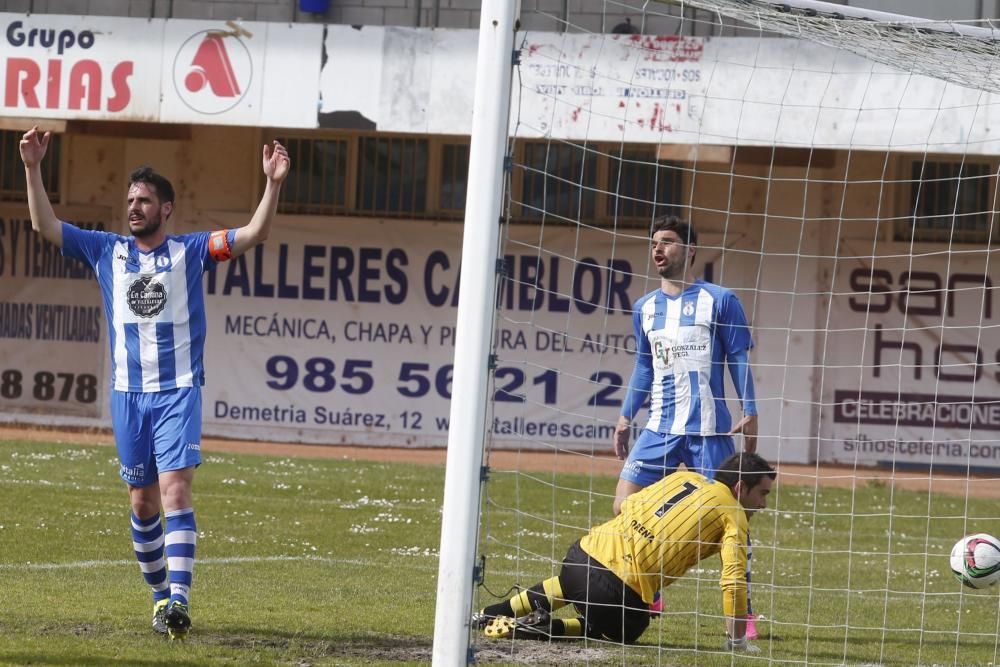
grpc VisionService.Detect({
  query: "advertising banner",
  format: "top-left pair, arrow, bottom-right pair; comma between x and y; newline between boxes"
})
5,208 -> 998,468
5,14 -> 1000,151
321,26 -> 1000,154
186,215 -> 656,447
820,243 -> 1000,470
0,203 -> 112,418
1,211 -> 764,454
0,13 -> 322,127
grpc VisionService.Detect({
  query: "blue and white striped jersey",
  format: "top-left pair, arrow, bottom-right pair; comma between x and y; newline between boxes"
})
61,223 -> 216,393
624,280 -> 754,435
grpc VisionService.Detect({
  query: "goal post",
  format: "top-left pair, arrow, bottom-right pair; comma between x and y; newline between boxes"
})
431,0 -> 519,664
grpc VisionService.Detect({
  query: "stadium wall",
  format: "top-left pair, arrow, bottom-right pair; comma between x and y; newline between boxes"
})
1,12 -> 998,469
4,127 -> 999,470
3,0 -> 1000,34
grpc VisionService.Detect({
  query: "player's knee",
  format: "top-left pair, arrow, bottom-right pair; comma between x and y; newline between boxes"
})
612,495 -> 624,516
129,486 -> 160,520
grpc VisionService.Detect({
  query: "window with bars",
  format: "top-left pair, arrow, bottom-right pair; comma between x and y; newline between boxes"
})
517,140 -> 597,221
272,133 -> 688,225
608,149 -> 683,222
440,143 -> 470,212
356,136 -> 428,214
276,136 -> 349,215
0,130 -> 61,202
899,160 -> 995,244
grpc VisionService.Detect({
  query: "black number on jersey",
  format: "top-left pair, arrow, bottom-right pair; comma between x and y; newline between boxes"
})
654,481 -> 699,518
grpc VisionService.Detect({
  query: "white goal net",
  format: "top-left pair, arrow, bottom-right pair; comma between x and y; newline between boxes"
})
472,0 -> 1000,664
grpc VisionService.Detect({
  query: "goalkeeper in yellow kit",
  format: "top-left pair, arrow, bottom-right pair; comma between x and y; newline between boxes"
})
475,452 -> 774,651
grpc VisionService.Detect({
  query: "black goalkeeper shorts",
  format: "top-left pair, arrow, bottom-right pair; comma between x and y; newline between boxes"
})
558,539 -> 650,643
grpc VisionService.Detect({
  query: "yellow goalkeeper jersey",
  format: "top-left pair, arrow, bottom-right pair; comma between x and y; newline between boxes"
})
580,469 -> 749,617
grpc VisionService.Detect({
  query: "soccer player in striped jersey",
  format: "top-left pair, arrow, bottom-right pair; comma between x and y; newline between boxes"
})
19,126 -> 290,640
612,215 -> 760,633
476,453 -> 774,651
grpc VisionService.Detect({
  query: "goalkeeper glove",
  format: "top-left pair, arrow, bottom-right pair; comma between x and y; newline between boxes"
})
723,636 -> 761,653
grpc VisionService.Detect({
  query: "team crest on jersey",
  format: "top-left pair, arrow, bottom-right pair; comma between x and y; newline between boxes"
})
127,276 -> 167,318
682,301 -> 695,317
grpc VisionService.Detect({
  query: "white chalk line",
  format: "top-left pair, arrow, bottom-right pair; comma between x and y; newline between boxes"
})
0,554 -> 374,572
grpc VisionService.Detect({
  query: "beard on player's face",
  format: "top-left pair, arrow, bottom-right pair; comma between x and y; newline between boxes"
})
656,251 -> 688,279
130,211 -> 162,239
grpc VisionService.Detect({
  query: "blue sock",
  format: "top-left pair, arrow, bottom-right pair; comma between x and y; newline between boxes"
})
165,508 -> 197,606
131,512 -> 169,602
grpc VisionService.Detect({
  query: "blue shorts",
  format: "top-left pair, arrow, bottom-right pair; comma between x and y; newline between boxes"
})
110,387 -> 203,487
619,429 -> 735,487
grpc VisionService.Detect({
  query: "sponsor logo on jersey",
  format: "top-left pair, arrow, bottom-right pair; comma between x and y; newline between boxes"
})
120,462 -> 145,484
117,252 -> 140,270
127,276 -> 167,318
653,339 -> 671,367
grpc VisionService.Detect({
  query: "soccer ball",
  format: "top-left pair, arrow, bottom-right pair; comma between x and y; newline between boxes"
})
949,533 -> 1000,589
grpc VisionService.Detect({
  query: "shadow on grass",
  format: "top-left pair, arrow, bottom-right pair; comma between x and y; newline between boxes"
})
205,628 -> 435,661
0,626 -> 435,665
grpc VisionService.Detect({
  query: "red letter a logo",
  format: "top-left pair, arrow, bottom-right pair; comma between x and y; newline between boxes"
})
184,34 -> 240,97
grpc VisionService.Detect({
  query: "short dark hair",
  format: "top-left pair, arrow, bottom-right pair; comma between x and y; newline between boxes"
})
650,214 -> 697,246
129,166 -> 175,205
714,453 -> 776,494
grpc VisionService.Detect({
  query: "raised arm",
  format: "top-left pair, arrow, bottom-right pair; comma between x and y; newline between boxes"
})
229,140 -> 291,258
19,126 -> 63,248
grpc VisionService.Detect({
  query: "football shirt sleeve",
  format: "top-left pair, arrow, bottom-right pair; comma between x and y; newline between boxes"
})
60,222 -> 112,270
717,291 -> 754,354
620,298 -> 652,421
728,347 -> 758,416
719,510 -> 750,618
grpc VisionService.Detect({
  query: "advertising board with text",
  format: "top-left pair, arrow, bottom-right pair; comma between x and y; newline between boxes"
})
0,203 -> 112,419
820,242 -> 1000,470
0,13 -> 321,127
188,216 -> 657,447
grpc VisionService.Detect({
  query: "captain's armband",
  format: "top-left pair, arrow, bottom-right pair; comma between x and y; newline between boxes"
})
208,229 -> 234,262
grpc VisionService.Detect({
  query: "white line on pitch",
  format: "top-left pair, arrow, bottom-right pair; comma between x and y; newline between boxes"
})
0,554 -> 375,571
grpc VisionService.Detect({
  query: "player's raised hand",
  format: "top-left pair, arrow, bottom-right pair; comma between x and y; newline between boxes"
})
613,416 -> 632,460
729,414 -> 757,454
19,126 -> 51,168
263,140 -> 290,183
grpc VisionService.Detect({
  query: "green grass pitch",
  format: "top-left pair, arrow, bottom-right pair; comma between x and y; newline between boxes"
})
0,439 -> 441,666
478,469 -> 1000,666
1,438 -> 998,666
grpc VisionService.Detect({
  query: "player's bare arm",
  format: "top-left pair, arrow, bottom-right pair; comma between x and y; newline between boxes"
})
230,140 -> 291,258
729,414 -> 758,454
19,126 -> 63,248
